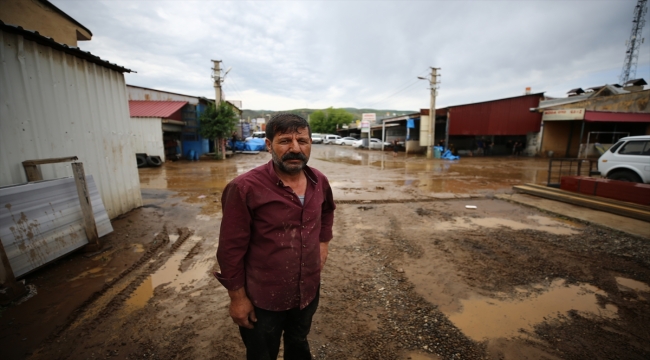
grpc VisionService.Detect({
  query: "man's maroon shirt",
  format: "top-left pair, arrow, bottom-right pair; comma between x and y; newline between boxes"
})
214,160 -> 335,311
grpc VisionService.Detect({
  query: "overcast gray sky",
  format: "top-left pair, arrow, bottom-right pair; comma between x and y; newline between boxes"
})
55,0 -> 649,111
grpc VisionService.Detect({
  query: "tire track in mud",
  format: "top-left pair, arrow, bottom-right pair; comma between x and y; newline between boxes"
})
31,226 -> 194,359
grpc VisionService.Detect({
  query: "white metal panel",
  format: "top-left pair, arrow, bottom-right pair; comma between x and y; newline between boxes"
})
0,29 -> 143,218
0,175 -> 113,277
131,117 -> 165,161
127,85 -> 199,104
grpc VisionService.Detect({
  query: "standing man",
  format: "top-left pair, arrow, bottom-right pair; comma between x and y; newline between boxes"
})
214,113 -> 336,360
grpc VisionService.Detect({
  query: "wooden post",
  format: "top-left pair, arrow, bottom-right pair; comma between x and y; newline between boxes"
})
0,238 -> 27,304
22,164 -> 43,182
71,163 -> 100,250
22,156 -> 78,182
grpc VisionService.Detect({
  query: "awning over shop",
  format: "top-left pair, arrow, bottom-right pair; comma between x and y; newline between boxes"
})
129,100 -> 188,120
584,111 -> 650,123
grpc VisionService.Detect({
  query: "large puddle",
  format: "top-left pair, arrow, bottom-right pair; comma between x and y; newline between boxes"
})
125,235 -> 214,310
447,279 -> 618,341
138,147 -> 552,198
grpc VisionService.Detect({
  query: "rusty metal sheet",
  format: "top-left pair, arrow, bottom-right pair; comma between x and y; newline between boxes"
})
448,94 -> 544,136
0,175 -> 113,278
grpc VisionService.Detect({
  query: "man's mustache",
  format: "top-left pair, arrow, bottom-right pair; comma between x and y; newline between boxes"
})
282,152 -> 307,162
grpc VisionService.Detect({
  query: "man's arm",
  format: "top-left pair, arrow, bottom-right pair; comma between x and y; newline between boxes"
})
214,182 -> 255,327
320,241 -> 330,271
227,288 -> 257,329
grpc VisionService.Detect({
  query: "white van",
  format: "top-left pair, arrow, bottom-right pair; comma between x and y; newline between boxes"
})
323,134 -> 342,145
311,133 -> 323,144
597,135 -> 650,183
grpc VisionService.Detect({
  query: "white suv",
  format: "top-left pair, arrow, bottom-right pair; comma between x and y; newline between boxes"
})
597,135 -> 650,183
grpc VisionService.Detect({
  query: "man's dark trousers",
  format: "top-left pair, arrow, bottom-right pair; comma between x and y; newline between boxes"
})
239,291 -> 320,360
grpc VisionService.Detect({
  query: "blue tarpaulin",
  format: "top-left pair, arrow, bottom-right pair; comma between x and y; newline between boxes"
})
231,140 -> 246,151
441,149 -> 460,160
245,138 -> 267,151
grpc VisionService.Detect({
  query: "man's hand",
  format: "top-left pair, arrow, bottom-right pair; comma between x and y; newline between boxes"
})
228,288 -> 257,329
320,241 -> 330,271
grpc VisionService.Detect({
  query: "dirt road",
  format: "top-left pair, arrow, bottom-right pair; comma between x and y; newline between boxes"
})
2,146 -> 649,359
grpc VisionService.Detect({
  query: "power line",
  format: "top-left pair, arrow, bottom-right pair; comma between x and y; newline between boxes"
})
366,68 -> 431,108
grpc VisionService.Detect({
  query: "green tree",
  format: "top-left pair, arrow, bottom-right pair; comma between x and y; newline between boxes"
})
199,102 -> 240,160
309,107 -> 355,133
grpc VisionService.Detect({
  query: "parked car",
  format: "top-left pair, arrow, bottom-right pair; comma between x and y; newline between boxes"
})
323,134 -> 342,145
352,138 -> 391,149
311,133 -> 323,144
245,131 -> 266,141
597,135 -> 650,183
335,137 -> 357,146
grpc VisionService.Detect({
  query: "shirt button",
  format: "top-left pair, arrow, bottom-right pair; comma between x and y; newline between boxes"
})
301,263 -> 304,267
302,245 -> 306,248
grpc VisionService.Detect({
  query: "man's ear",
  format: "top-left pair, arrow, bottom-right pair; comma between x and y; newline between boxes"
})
265,138 -> 272,152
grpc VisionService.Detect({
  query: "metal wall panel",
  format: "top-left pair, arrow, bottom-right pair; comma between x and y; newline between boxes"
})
0,29 -> 143,218
131,117 -> 165,161
449,95 -> 543,136
127,85 -> 199,105
0,175 -> 113,277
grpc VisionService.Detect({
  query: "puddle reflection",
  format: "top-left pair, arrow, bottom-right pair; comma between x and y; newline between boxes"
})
448,279 -> 618,341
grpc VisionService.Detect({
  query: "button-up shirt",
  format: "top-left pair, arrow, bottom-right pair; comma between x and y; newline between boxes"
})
214,160 -> 335,311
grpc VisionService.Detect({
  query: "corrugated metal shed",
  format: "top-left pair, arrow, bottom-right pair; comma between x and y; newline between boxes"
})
447,94 -> 544,135
129,100 -> 187,120
0,24 -> 142,219
0,175 -> 112,277
131,117 -> 166,161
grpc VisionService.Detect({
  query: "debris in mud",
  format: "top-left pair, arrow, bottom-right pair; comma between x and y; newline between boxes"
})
358,206 -> 374,211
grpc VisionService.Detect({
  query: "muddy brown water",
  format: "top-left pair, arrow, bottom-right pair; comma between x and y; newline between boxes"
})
3,146 -> 649,359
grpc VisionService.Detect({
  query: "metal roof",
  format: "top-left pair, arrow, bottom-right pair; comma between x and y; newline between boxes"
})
129,101 -> 188,118
537,85 -> 630,110
0,20 -> 132,73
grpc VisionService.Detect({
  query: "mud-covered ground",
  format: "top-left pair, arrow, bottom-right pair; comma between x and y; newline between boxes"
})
2,147 -> 649,359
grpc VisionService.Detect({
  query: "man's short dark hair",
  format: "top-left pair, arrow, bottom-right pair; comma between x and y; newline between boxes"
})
266,113 -> 311,141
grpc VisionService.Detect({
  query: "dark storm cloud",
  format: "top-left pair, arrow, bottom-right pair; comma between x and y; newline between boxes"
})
55,0 -> 648,110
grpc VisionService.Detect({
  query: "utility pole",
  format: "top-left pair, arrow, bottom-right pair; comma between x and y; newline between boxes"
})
619,0 -> 647,85
212,59 -> 222,104
420,67 -> 440,159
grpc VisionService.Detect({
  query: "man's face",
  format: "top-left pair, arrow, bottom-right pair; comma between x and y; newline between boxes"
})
266,127 -> 312,175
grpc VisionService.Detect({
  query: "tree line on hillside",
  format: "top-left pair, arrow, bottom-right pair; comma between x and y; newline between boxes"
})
242,107 -> 414,129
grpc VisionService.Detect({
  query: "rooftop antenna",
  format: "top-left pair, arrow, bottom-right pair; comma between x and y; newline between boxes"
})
619,0 -> 647,85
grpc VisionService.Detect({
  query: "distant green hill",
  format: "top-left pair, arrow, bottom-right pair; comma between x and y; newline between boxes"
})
242,108 -> 417,123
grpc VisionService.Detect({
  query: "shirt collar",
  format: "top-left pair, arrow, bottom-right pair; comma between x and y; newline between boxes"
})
265,160 -> 318,187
